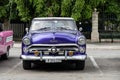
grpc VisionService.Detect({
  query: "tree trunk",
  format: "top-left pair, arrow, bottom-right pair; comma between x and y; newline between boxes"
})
3,19 -> 10,30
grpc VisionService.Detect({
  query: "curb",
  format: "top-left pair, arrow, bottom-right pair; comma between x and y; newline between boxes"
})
87,45 -> 120,50
86,43 -> 120,50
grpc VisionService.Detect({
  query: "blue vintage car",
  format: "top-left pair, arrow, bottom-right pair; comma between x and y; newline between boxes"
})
21,17 -> 87,70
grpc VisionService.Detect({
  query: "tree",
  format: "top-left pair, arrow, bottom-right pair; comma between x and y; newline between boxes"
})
33,0 -> 47,17
81,4 -> 92,20
1,0 -> 120,23
71,0 -> 85,21
0,0 -> 18,30
88,0 -> 101,9
46,0 -> 61,17
105,0 -> 120,21
0,0 -> 9,22
61,0 -> 73,17
15,0 -> 32,22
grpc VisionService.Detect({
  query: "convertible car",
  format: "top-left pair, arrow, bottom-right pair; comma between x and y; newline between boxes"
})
21,17 -> 87,70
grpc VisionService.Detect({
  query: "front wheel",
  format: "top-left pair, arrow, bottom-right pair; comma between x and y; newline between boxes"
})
23,60 -> 31,70
75,61 -> 85,70
1,47 -> 9,60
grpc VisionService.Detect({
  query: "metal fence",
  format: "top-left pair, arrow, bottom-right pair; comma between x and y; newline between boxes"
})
77,20 -> 92,39
7,23 -> 29,41
99,13 -> 120,42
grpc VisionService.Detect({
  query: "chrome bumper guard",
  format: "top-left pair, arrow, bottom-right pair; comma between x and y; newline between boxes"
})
21,55 -> 87,61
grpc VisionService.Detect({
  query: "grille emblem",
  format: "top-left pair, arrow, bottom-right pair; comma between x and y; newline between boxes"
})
50,40 -> 58,43
51,47 -> 57,53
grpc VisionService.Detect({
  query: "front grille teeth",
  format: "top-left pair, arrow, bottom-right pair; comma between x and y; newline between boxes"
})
28,44 -> 80,53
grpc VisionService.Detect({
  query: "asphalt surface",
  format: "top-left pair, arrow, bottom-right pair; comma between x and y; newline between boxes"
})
0,42 -> 120,80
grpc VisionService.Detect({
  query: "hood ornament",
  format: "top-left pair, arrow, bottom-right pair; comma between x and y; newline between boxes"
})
50,36 -> 57,43
53,36 -> 55,40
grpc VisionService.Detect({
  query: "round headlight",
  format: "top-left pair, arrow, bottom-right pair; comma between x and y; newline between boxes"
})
78,36 -> 86,45
23,37 -> 30,45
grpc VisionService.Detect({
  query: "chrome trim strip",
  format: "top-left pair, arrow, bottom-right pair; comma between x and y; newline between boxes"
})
65,51 -> 67,60
40,51 -> 42,61
28,44 -> 79,48
21,55 -> 87,61
34,17 -> 74,20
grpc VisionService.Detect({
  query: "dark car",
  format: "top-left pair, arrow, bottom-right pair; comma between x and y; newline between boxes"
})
21,17 -> 87,70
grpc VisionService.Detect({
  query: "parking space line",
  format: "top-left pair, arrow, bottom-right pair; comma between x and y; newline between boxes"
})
89,56 -> 103,75
2,61 -> 22,75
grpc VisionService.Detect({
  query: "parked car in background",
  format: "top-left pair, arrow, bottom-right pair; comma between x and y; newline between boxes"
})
0,24 -> 14,59
21,17 -> 87,70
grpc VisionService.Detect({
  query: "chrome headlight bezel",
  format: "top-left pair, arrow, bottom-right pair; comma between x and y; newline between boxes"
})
23,37 -> 31,45
78,36 -> 86,45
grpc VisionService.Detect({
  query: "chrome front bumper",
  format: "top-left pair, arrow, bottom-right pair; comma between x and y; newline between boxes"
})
21,55 -> 87,61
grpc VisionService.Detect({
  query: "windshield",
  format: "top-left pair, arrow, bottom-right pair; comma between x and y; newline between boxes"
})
30,20 -> 77,31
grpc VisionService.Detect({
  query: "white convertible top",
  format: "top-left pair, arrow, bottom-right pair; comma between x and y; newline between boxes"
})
33,17 -> 74,20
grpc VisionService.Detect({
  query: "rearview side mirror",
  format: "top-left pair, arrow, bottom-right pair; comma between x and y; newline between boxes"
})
25,28 -> 29,34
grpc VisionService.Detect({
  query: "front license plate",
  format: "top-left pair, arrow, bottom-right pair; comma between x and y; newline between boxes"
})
45,59 -> 62,63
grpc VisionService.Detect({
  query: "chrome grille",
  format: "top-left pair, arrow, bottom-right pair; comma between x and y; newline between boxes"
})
28,44 -> 79,52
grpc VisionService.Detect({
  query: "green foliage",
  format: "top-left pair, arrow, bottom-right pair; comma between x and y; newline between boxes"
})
43,0 -> 61,17
15,0 -> 31,22
99,0 -> 106,5
89,0 -> 101,9
9,0 -> 18,20
33,0 -> 47,17
82,5 -> 92,19
0,0 -> 9,21
48,0 -> 61,17
0,0 -> 120,23
71,0 -> 85,21
105,0 -> 120,21
105,1 -> 119,14
0,0 -> 9,6
61,0 -> 73,17
0,6 -> 7,18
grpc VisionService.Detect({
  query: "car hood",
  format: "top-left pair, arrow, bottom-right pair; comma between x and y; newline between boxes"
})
30,31 -> 79,44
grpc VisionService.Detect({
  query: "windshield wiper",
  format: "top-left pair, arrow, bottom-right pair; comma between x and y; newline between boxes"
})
38,27 -> 51,30
57,27 -> 71,30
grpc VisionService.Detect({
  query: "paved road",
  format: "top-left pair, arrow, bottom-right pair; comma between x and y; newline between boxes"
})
0,47 -> 120,80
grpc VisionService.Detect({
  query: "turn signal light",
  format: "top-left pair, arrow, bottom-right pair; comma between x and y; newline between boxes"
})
68,51 -> 74,56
